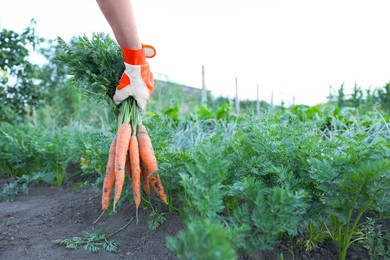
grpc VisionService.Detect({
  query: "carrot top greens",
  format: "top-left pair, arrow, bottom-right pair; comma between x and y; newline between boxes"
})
56,33 -> 124,113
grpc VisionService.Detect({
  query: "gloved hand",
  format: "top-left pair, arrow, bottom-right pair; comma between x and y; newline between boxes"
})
113,44 -> 156,110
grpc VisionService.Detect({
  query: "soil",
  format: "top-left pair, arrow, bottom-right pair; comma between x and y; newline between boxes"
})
0,178 -> 373,260
0,179 -> 184,260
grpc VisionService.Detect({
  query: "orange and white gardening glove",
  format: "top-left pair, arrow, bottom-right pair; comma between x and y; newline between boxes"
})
113,44 -> 156,110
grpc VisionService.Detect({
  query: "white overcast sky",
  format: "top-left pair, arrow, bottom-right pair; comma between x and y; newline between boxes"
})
1,0 -> 389,106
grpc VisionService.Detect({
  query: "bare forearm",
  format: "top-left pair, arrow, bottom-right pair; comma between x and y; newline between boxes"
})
96,0 -> 141,49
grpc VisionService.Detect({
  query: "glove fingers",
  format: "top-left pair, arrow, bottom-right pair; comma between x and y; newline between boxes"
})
113,84 -> 149,110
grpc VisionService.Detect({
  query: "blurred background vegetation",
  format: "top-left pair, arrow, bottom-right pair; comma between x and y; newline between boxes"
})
1,20 -> 389,188
1,21 -> 389,128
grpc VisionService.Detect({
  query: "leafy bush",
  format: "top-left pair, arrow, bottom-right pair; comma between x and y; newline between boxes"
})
0,20 -> 44,122
0,20 -> 70,123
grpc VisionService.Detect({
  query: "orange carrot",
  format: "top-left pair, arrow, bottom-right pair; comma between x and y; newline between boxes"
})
136,125 -> 158,173
140,160 -> 151,197
149,174 -> 167,204
137,124 -> 168,204
125,153 -> 132,180
129,135 -> 141,222
113,123 -> 132,209
102,135 -> 117,211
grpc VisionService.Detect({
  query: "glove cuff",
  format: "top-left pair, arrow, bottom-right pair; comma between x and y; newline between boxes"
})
121,44 -> 156,65
121,46 -> 146,65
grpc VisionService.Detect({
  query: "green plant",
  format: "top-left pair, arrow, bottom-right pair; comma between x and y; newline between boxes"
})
38,126 -> 83,186
337,84 -> 345,108
53,218 -> 133,253
0,20 -> 67,123
0,122 -> 97,187
79,129 -> 114,178
147,211 -> 167,230
191,103 -> 234,121
351,84 -> 363,108
166,219 -> 236,260
228,183 -> 309,254
377,82 -> 390,114
178,141 -> 229,221
53,230 -> 118,253
161,107 -> 388,259
298,222 -> 328,251
323,160 -> 390,260
362,218 -> 390,259
0,172 -> 54,201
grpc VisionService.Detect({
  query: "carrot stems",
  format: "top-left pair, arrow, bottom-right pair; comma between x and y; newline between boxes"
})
120,99 -> 132,125
129,98 -> 139,135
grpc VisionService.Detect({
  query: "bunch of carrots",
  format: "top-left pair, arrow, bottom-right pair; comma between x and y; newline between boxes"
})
101,98 -> 167,222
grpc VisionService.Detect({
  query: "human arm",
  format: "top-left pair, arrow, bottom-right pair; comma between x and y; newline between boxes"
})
96,0 -> 155,110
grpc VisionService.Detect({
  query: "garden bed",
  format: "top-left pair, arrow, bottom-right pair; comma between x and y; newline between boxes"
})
0,180 -> 374,260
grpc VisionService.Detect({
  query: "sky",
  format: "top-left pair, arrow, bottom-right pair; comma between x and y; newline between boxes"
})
1,0 -> 390,106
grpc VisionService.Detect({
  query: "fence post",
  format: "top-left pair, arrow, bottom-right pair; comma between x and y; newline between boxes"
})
201,65 -> 207,105
256,83 -> 260,117
235,77 -> 240,115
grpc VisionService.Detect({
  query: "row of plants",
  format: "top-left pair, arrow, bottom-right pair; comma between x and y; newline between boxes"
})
0,121 -> 114,199
1,104 -> 389,259
157,106 -> 390,260
1,96 -> 389,259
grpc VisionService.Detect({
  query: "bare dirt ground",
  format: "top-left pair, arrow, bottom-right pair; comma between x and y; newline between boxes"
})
0,183 -> 183,260
0,179 -> 372,260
